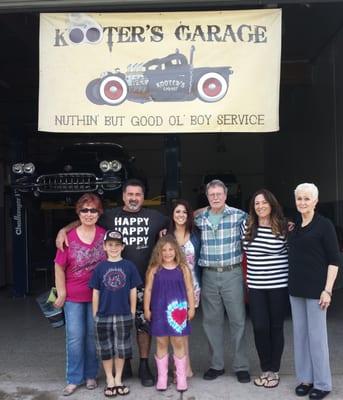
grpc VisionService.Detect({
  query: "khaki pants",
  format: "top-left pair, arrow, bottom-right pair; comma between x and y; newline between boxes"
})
201,266 -> 249,372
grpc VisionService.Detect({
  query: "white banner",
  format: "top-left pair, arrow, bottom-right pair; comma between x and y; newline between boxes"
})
39,9 -> 281,133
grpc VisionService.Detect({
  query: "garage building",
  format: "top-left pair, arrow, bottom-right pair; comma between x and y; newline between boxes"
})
0,0 -> 343,294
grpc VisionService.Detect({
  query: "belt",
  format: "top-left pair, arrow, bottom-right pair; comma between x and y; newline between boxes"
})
202,263 -> 241,272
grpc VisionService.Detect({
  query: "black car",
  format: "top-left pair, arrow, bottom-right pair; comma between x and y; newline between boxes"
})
11,142 -> 145,203
86,46 -> 233,106
196,172 -> 242,209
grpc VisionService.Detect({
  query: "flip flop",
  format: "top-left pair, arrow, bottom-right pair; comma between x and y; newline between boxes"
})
254,372 -> 269,387
263,372 -> 280,389
104,386 -> 117,397
115,385 -> 130,396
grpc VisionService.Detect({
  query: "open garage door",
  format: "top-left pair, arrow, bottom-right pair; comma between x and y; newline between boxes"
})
2,0 -> 343,295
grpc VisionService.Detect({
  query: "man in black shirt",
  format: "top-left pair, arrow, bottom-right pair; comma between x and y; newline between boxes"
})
56,179 -> 168,387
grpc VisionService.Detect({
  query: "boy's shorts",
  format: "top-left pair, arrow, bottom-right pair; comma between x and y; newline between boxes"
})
94,314 -> 134,360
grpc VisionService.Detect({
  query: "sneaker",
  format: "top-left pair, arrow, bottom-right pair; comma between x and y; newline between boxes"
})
236,370 -> 251,383
295,383 -> 314,396
309,389 -> 331,400
203,368 -> 225,380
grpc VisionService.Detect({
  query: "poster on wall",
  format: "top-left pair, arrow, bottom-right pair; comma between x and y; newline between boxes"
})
39,9 -> 281,133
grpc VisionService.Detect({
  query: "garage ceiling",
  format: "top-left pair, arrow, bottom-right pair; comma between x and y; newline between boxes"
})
0,2 -> 343,128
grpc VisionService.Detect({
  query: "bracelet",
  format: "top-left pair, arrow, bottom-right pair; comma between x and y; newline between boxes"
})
323,289 -> 332,297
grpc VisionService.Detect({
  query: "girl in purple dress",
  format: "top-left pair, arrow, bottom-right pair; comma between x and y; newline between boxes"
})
144,235 -> 195,392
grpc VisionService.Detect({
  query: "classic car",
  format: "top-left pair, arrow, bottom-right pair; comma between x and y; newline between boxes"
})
86,46 -> 233,106
11,142 -> 145,203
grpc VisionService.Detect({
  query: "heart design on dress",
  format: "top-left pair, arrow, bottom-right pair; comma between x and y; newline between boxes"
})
166,300 -> 188,334
171,308 -> 187,325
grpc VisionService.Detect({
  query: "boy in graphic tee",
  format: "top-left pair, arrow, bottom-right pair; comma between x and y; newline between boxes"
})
89,230 -> 142,397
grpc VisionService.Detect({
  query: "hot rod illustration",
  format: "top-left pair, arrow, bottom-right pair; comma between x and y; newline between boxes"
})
86,46 -> 233,106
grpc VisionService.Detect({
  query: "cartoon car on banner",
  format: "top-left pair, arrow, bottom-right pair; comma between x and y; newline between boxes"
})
86,46 -> 233,105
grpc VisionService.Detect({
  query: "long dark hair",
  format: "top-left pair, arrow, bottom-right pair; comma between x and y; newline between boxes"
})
245,189 -> 287,243
168,199 -> 194,234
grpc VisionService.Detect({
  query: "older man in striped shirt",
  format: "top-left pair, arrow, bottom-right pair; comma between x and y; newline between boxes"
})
194,179 -> 250,383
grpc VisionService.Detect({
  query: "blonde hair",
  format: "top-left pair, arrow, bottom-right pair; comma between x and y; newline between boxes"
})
294,183 -> 319,200
147,235 -> 188,276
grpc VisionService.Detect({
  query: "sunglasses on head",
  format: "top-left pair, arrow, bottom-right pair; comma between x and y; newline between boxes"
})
79,208 -> 98,214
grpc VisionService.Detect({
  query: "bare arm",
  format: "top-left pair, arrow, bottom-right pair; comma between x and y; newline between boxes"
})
319,264 -> 339,310
184,267 -> 195,320
55,220 -> 80,251
54,263 -> 66,308
92,289 -> 100,317
143,268 -> 155,322
130,288 -> 137,316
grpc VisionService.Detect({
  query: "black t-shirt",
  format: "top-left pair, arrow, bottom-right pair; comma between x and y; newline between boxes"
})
288,213 -> 341,299
99,207 -> 168,281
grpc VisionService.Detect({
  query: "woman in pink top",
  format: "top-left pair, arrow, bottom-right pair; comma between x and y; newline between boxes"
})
54,193 -> 106,396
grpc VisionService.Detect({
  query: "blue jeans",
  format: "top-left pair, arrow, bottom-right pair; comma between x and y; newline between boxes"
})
64,301 -> 98,384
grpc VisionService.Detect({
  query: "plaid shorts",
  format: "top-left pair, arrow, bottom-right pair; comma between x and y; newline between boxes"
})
135,286 -> 150,334
94,314 -> 134,360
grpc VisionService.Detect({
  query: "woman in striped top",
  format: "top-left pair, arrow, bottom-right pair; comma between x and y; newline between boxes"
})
241,189 -> 288,389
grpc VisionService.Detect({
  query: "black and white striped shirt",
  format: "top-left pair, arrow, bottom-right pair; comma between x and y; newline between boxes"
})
241,222 -> 288,289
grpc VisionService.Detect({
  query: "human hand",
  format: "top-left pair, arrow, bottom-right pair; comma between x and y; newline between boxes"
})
188,308 -> 195,321
159,229 -> 167,237
287,221 -> 295,231
144,310 -> 151,321
56,229 -> 68,251
53,295 -> 66,309
319,290 -> 331,310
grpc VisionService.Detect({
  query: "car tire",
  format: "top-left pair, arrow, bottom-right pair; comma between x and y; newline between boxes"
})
197,72 -> 228,103
85,78 -> 106,105
99,75 -> 128,105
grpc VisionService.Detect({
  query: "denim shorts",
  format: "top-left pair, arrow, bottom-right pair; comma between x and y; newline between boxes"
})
94,314 -> 133,360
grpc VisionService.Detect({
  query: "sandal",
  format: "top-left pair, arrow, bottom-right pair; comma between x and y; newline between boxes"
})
62,384 -> 78,396
86,379 -> 98,390
104,386 -> 117,397
263,372 -> 280,389
115,385 -> 130,396
254,372 -> 269,387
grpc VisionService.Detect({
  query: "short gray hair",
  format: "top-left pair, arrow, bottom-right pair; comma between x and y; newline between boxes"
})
206,179 -> 228,196
294,183 -> 319,200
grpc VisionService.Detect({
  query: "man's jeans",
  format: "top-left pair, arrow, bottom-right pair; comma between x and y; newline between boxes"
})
64,301 -> 98,384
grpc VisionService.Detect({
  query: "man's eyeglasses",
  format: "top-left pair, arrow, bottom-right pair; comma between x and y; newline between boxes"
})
207,192 -> 225,199
79,208 -> 98,214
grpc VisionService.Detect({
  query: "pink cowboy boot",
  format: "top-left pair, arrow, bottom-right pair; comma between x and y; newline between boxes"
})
173,355 -> 188,392
154,354 -> 168,391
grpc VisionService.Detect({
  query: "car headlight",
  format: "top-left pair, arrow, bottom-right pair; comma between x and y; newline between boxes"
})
12,163 -> 24,174
110,160 -> 122,172
99,160 -> 110,172
23,163 -> 35,174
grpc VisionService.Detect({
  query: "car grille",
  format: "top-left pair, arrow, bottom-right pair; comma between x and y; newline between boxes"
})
36,174 -> 97,193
